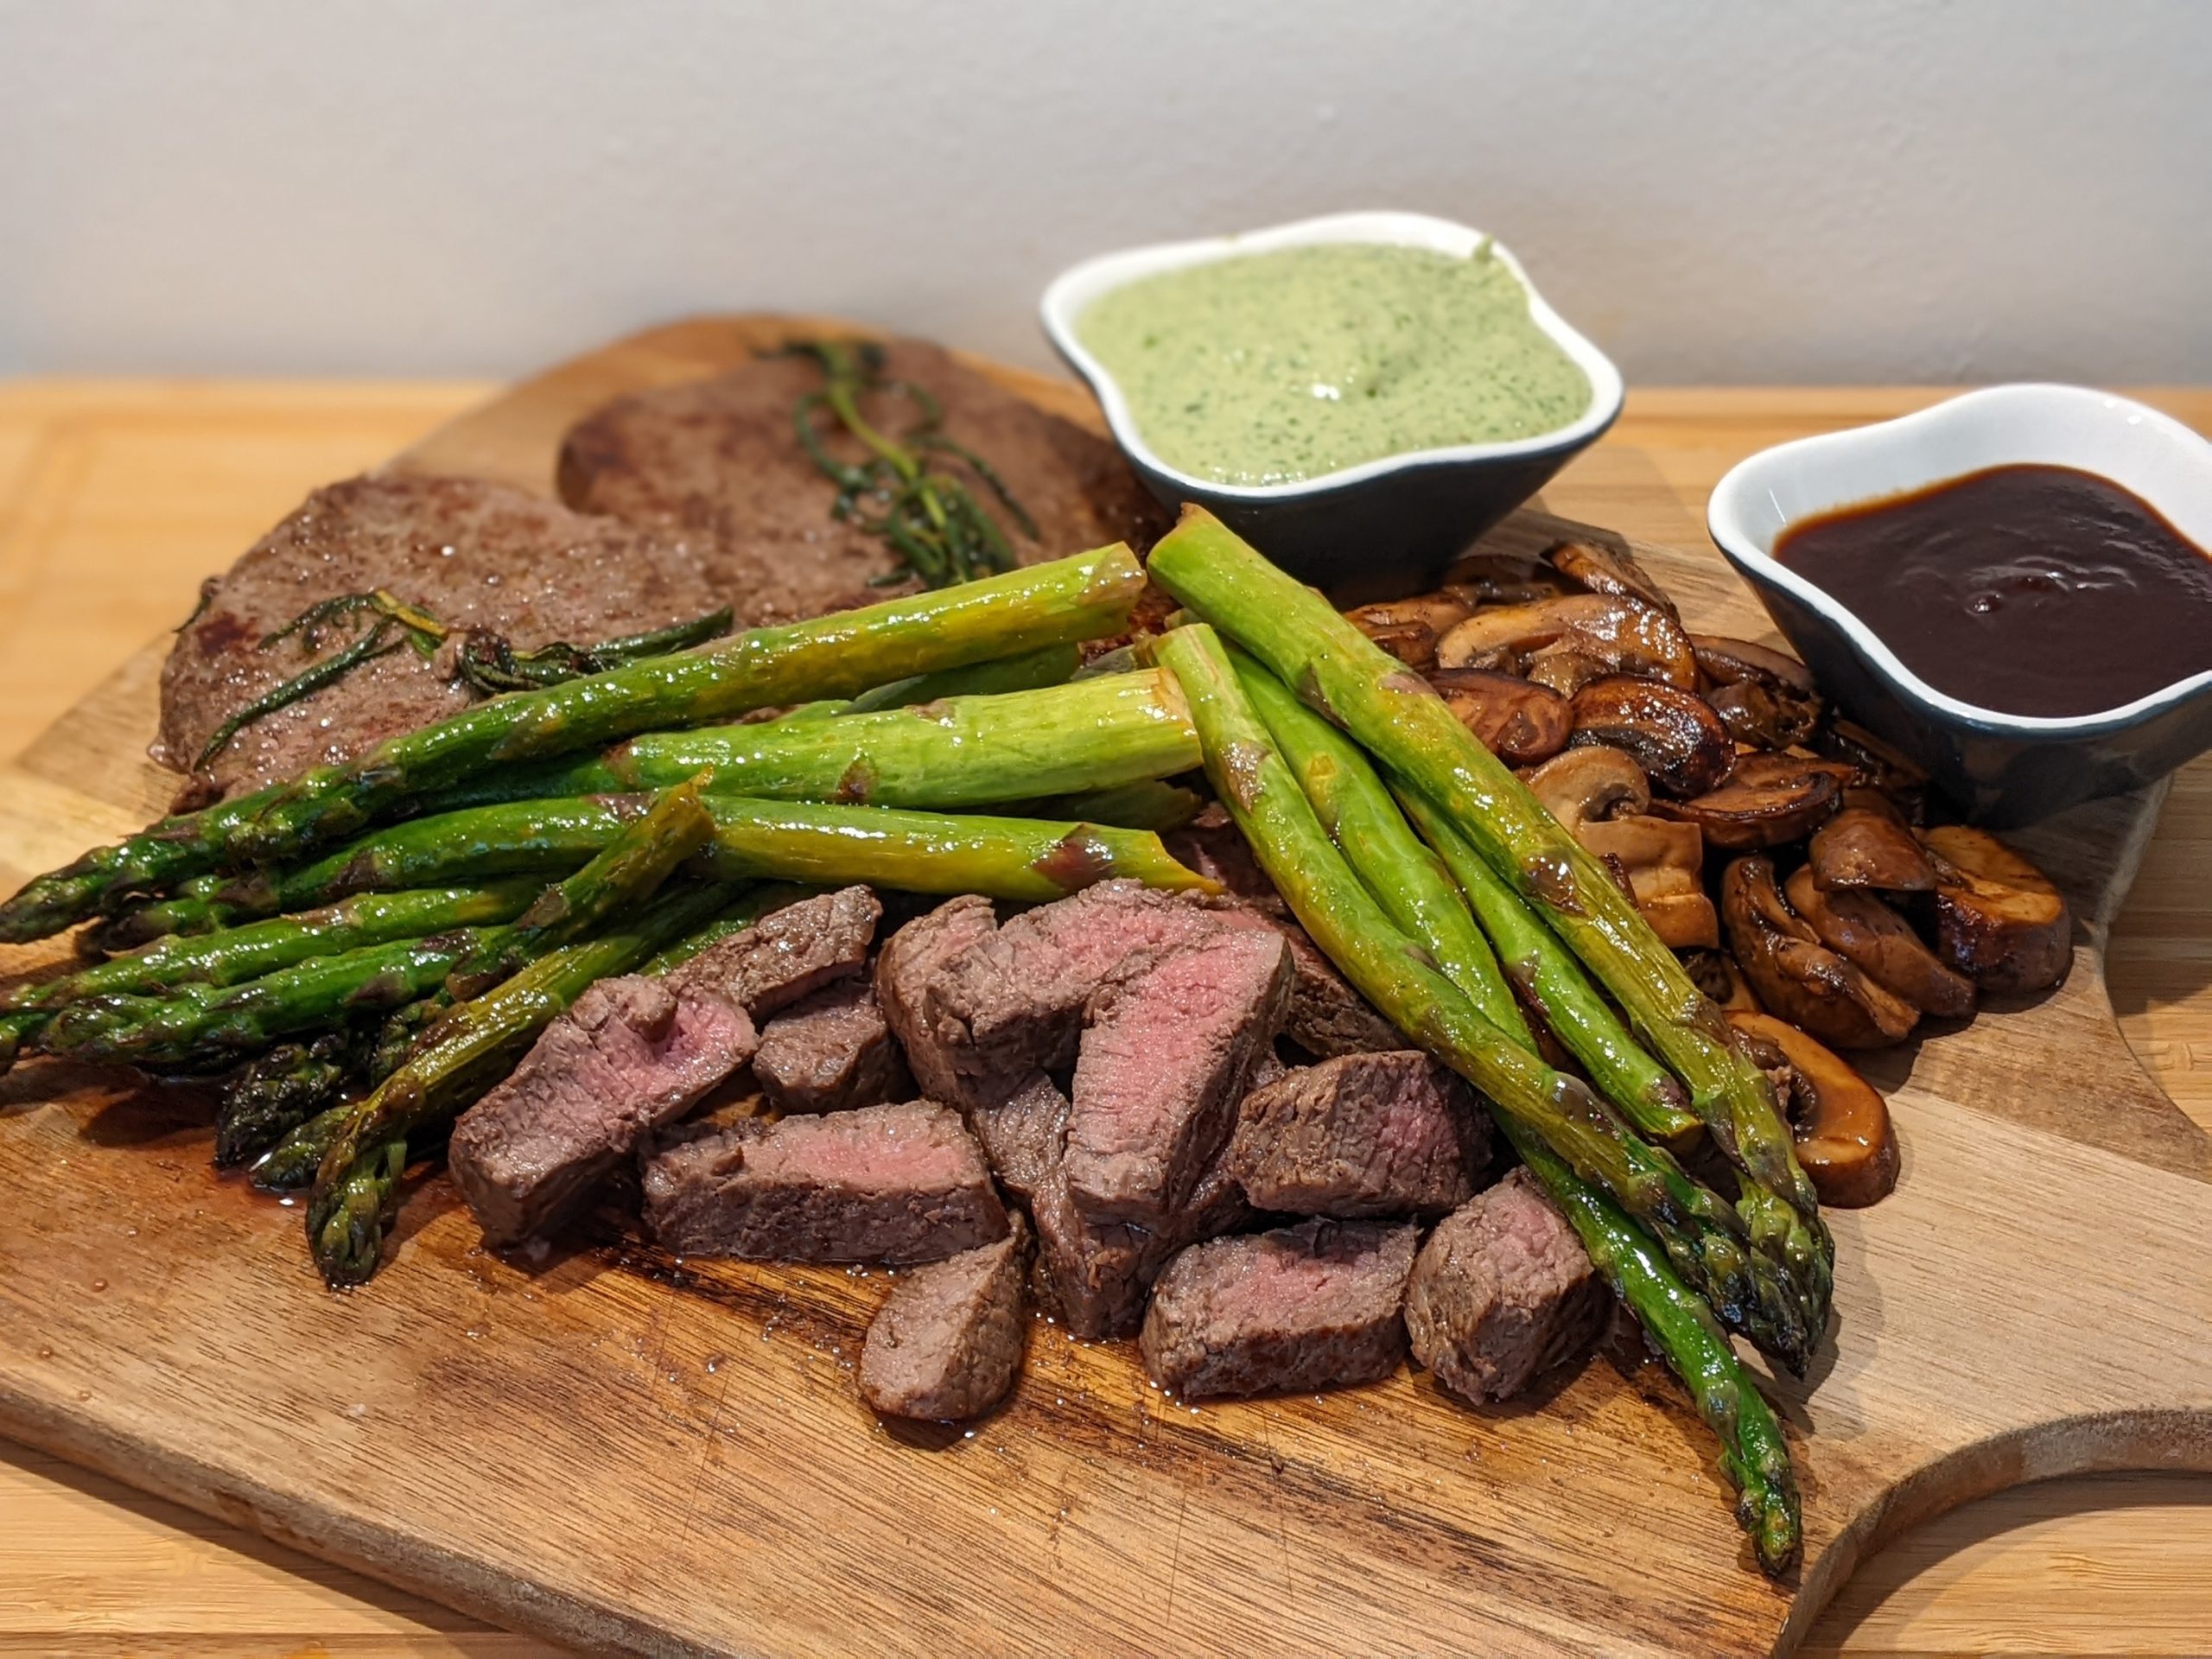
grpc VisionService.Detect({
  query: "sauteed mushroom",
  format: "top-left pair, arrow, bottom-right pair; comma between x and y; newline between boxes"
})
1579,815 -> 1719,948
1523,645 -> 1615,698
1440,550 -> 1567,608
1726,1010 -> 1899,1208
1807,789 -> 1936,892
1650,751 -> 1842,849
1544,537 -> 1682,622
1694,633 -> 1822,751
1783,865 -> 1976,1019
1523,745 -> 1649,830
1721,855 -> 1921,1049
1682,948 -> 1763,1014
1345,595 -> 1473,668
1567,677 -> 1735,798
1430,667 -> 1573,765
1690,636 -> 1817,698
1435,594 -> 1699,690
1815,718 -> 1930,821
1918,824 -> 2073,995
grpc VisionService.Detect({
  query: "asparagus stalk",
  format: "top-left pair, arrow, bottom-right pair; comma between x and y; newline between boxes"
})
1145,509 -> 1830,1339
414,669 -> 1201,814
305,880 -> 741,1283
214,1029 -> 370,1168
777,639 -> 1079,722
1230,650 -> 1526,1038
1506,1122 -> 1801,1574
1021,780 -> 1205,833
0,880 -> 543,1060
0,543 -> 1146,942
1393,788 -> 1700,1144
1148,624 -> 1811,1371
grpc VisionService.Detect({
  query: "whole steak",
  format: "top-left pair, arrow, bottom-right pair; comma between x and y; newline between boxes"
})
157,474 -> 721,798
557,338 -> 1167,620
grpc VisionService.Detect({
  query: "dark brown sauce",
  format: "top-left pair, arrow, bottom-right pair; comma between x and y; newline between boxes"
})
1773,463 -> 2212,717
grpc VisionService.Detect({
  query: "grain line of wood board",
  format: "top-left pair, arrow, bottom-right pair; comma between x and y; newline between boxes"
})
0,374 -> 2209,1656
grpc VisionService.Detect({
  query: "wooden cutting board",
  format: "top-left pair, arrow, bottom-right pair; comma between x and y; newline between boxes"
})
1,320 -> 2208,1658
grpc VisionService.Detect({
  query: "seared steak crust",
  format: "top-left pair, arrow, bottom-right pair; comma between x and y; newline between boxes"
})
1226,1052 -> 1488,1219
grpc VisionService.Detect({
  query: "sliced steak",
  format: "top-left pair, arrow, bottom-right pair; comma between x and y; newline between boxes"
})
557,339 -> 1167,624
1139,1218 -> 1419,1400
967,1071 -> 1071,1208
753,980 -> 911,1114
1226,1052 -> 1488,1219
1271,926 -> 1403,1058
157,474 -> 724,800
858,1217 -> 1030,1421
1403,1169 -> 1610,1404
874,893 -> 999,1103
1065,928 -> 1291,1223
670,886 -> 880,1019
642,1099 -> 1006,1264
1030,1146 -> 1255,1341
450,976 -> 757,1247
923,881 -> 1243,1103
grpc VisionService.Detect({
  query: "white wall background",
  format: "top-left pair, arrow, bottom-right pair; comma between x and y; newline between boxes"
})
2,0 -> 2208,384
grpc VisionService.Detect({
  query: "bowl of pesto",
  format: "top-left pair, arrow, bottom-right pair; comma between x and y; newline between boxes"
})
1041,211 -> 1623,595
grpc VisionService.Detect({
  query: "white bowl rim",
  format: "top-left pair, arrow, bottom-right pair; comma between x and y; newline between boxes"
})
1038,209 -> 1625,501
1707,383 -> 2212,736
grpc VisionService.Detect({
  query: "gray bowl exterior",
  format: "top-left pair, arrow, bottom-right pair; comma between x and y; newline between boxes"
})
1728,560 -> 2212,829
1122,432 -> 1605,603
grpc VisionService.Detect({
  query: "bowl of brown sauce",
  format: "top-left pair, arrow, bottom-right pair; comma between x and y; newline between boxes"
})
1708,385 -> 2212,824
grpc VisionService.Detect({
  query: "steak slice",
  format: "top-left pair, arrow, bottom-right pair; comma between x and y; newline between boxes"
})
874,894 -> 1000,1104
967,1071 -> 1071,1208
642,1099 -> 1006,1264
670,886 -> 880,1019
858,1217 -> 1030,1421
556,338 -> 1168,624
1064,928 -> 1291,1223
1403,1169 -> 1610,1403
1226,1051 -> 1489,1219
753,980 -> 911,1114
1271,926 -> 1403,1059
1030,1146 -> 1255,1343
1140,1218 -> 1418,1400
157,474 -> 724,800
923,881 -> 1243,1103
449,976 -> 757,1247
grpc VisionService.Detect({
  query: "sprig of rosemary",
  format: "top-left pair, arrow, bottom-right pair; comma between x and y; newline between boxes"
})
787,339 -> 1038,588
193,591 -> 732,771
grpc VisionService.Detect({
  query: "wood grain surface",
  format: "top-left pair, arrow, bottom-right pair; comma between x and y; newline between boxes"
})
2,364 -> 2209,1656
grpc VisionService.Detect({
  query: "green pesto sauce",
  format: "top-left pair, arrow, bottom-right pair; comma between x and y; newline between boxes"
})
1077,241 -> 1592,486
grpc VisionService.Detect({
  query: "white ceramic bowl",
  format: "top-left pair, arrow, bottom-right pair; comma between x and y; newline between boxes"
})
1040,210 -> 1624,597
1708,384 -> 2212,824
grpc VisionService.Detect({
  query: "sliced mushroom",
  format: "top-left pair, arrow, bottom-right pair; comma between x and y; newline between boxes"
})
1347,594 -> 1474,635
1649,751 -> 1841,848
1681,948 -> 1763,1014
1815,718 -> 1931,821
1917,825 -> 2072,995
1578,816 -> 1719,948
1725,1011 -> 1899,1208
1522,745 -> 1649,832
1783,865 -> 1976,1019
1429,667 -> 1573,766
1808,789 -> 1936,892
1707,679 -> 1821,749
1523,645 -> 1614,698
1543,537 -> 1681,622
1691,635 -> 1815,696
1434,594 -> 1698,689
1350,618 -> 1438,667
1721,855 -> 1921,1049
1567,677 -> 1735,799
1440,550 -> 1567,608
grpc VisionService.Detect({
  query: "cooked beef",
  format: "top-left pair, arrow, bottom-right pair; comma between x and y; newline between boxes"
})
1162,806 -> 1286,915
449,975 -> 757,1247
874,893 -> 1000,1104
642,1099 -> 1006,1264
1226,1052 -> 1488,1219
967,1070 -> 1071,1207
1139,1218 -> 1419,1400
1270,926 -> 1403,1058
1064,928 -> 1291,1223
1403,1169 -> 1610,1404
1030,1143 -> 1255,1341
157,474 -> 726,799
669,886 -> 879,1019
922,881 -> 1245,1104
753,980 -> 911,1114
858,1217 -> 1030,1421
1244,1048 -> 1289,1096
557,339 -> 1168,622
